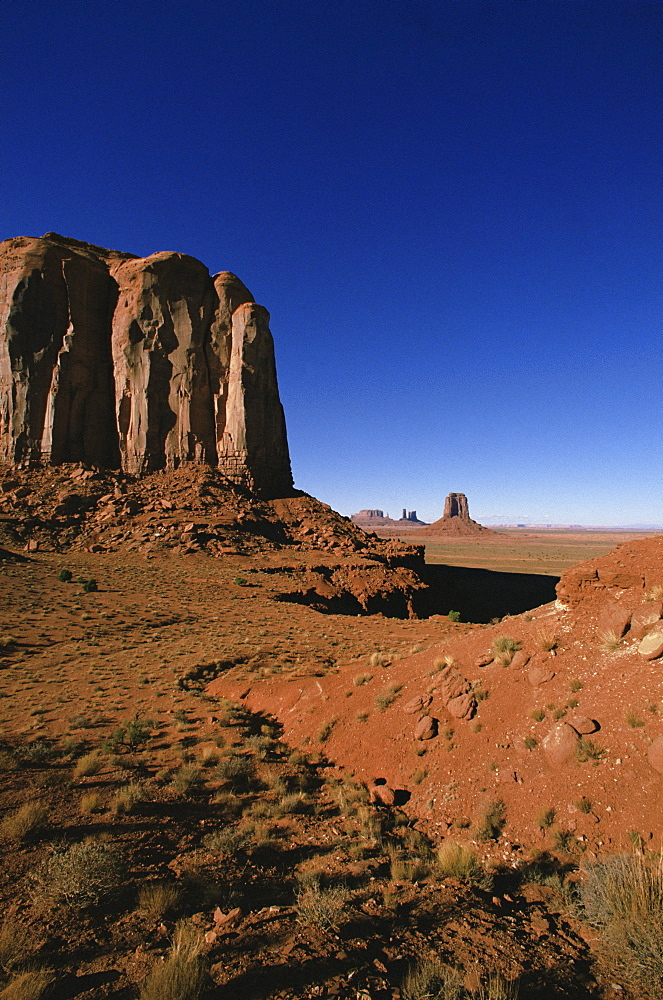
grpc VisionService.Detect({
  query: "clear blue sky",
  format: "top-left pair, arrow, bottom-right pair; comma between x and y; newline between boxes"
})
1,1 -> 661,526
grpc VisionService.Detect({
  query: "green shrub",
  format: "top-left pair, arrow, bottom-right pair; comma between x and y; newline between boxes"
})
447,610 -> 461,623
215,755 -> 257,791
537,807 -> 556,830
57,569 -> 72,583
576,738 -> 606,764
82,579 -> 98,593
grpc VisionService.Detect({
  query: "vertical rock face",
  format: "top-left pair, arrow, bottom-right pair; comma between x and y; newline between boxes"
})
443,493 -> 470,519
0,233 -> 292,495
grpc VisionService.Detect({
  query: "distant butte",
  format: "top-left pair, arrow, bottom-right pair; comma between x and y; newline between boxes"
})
350,508 -> 427,529
412,492 -> 495,537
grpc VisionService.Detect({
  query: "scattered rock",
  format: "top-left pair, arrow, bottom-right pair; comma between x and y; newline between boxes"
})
630,601 -> 663,640
647,737 -> 663,774
475,653 -> 494,667
403,694 -> 432,715
568,716 -> 599,735
542,723 -> 579,766
511,650 -> 531,670
429,660 -> 477,720
598,603 -> 632,639
414,715 -> 438,741
528,666 -> 556,686
369,784 -> 396,806
638,629 -> 663,660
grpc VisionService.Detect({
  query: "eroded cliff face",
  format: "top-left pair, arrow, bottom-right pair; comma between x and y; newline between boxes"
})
0,233 -> 292,495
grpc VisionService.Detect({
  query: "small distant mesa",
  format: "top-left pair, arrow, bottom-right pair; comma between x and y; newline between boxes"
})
350,508 -> 427,529
352,493 -> 495,536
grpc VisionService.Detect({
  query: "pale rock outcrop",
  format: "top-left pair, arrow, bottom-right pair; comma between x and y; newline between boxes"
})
0,233 -> 292,496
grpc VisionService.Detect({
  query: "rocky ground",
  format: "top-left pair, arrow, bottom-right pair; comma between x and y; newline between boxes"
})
0,465 -> 662,999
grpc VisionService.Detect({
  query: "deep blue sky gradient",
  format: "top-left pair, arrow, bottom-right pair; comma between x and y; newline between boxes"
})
1,1 -> 660,525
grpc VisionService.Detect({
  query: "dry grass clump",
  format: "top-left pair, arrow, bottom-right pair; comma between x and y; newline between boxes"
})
170,763 -> 204,796
74,751 -> 103,778
0,918 -> 31,973
79,792 -> 103,814
111,782 -> 144,815
402,958 -> 462,999
645,584 -> 663,601
576,738 -> 606,764
491,637 -> 520,667
296,880 -> 348,931
138,884 -> 181,920
0,969 -> 55,1000
475,799 -> 506,841
435,842 -> 482,880
1,802 -> 47,843
317,718 -> 337,743
536,630 -> 558,651
139,920 -> 207,1000
353,672 -> 373,687
579,853 -> 663,995
598,629 -> 622,653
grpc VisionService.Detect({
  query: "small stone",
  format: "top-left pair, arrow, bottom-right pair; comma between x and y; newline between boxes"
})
205,930 -> 217,944
639,630 -> 663,660
446,691 -> 475,720
475,653 -> 494,667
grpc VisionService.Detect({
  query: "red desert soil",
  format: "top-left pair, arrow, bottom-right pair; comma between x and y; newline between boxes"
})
0,464 -> 662,999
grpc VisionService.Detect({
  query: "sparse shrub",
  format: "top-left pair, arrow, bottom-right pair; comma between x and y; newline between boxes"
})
531,709 -> 546,722
296,881 -> 348,931
579,853 -> 663,994
1,802 -> 47,842
276,792 -> 310,815
0,751 -> 17,772
553,708 -> 567,720
32,839 -> 123,908
138,883 -> 181,920
576,738 -> 606,764
576,796 -> 593,814
491,637 -> 520,666
170,764 -> 204,796
523,736 -> 538,751
375,685 -> 402,712
80,792 -> 102,814
139,919 -> 207,1000
82,578 -> 97,593
57,569 -> 72,583
475,799 -> 506,841
353,672 -> 373,687
356,711 -> 369,723
124,716 -> 152,750
626,710 -> 645,728
74,751 -> 102,778
473,974 -> 520,1000
447,610 -> 461,622
569,679 -> 584,692
0,969 -> 55,1000
233,576 -> 247,586
317,718 -> 336,743
203,827 -> 246,855
111,782 -> 144,815
598,628 -> 621,653
435,842 -> 482,880
553,829 -> 574,852
370,651 -> 392,668
567,698 -> 579,709
412,769 -> 427,785
537,807 -> 556,830
199,747 -> 219,768
402,957 -> 463,1000
216,755 -> 256,791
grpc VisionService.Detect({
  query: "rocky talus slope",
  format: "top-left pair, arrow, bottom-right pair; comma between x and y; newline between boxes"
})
0,233 -> 291,495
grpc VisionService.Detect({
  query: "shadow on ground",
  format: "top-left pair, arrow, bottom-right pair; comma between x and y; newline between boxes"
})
420,564 -> 560,623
